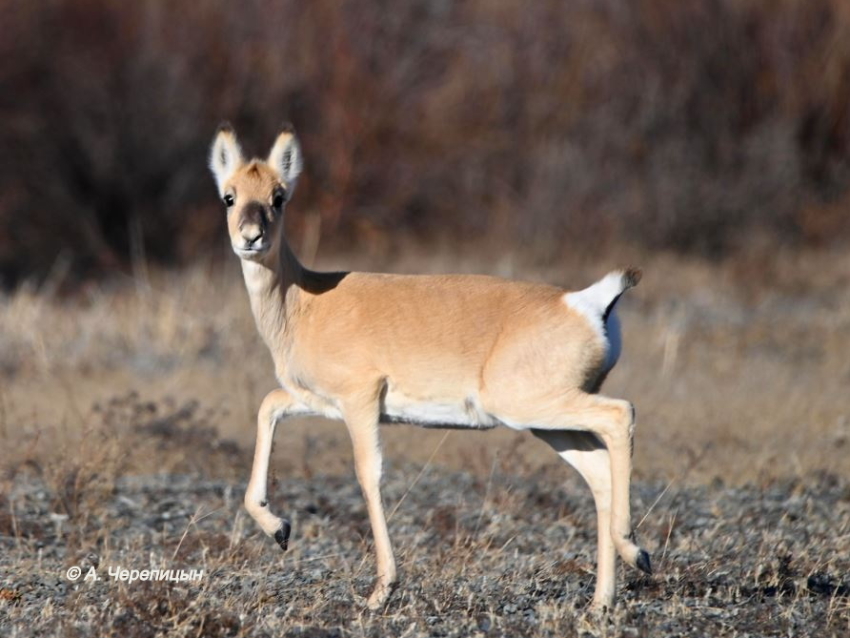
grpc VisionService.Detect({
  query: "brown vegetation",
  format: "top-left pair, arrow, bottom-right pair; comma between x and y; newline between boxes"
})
2,0 -> 850,286
3,1 -> 850,633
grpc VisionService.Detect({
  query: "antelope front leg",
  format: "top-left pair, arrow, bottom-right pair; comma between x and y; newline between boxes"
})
245,388 -> 301,550
342,400 -> 397,610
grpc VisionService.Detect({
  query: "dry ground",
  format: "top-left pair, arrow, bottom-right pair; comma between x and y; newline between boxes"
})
1,248 -> 849,636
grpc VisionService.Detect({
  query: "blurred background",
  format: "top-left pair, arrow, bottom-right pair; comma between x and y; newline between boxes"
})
2,7 -> 849,635
1,0 -> 849,485
3,6 -> 850,633
2,0 -> 849,286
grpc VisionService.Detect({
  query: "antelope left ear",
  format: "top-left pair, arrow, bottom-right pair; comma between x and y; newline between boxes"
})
267,123 -> 303,194
209,123 -> 245,196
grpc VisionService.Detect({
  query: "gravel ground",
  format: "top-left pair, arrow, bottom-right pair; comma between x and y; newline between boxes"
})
1,462 -> 848,637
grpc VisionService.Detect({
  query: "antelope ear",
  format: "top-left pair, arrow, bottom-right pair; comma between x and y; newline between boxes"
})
209,123 -> 245,196
267,123 -> 303,193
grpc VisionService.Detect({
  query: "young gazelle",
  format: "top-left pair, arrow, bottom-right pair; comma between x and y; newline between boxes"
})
209,124 -> 651,611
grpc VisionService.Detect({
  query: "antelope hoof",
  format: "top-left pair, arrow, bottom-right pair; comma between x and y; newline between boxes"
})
274,521 -> 291,551
636,549 -> 652,575
366,581 -> 395,611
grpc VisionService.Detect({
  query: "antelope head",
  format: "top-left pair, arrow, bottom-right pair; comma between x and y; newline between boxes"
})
209,123 -> 302,263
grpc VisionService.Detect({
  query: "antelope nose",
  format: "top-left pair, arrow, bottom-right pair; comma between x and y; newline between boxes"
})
241,224 -> 263,246
239,202 -> 267,248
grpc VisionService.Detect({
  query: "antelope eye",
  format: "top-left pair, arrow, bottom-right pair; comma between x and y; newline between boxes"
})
223,193 -> 235,207
272,192 -> 285,208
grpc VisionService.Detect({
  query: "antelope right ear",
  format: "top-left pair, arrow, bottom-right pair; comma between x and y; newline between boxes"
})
209,123 -> 245,196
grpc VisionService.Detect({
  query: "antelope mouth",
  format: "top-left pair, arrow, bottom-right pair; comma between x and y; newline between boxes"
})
234,244 -> 270,260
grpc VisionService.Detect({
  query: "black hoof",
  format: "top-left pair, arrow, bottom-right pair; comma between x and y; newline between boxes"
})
636,549 -> 652,575
274,521 -> 291,551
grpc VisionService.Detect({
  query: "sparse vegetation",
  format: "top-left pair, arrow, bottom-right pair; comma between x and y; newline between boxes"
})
1,250 -> 849,636
3,1 -> 850,632
0,392 -> 848,637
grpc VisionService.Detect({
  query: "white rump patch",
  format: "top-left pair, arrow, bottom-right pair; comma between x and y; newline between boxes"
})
564,271 -> 625,319
563,271 -> 628,374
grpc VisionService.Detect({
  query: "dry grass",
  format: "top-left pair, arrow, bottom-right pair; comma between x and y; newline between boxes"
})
1,248 -> 848,483
1,249 -> 849,635
0,399 -> 848,637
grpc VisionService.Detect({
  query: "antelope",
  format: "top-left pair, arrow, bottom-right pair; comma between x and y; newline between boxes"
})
209,123 -> 651,611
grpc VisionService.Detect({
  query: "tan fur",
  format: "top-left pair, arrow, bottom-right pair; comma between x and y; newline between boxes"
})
209,125 -> 649,611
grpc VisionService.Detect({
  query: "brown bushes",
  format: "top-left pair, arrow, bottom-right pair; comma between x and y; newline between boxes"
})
1,0 -> 849,286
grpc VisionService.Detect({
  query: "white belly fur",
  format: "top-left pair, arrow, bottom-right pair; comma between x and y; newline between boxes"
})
285,382 -> 515,431
380,390 -> 501,430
